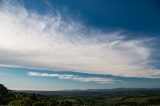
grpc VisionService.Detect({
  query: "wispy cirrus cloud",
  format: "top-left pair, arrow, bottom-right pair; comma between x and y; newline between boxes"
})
0,0 -> 160,78
28,72 -> 116,84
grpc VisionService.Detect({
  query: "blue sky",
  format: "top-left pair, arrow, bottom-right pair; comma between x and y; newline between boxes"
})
1,66 -> 160,90
0,0 -> 160,90
23,0 -> 160,34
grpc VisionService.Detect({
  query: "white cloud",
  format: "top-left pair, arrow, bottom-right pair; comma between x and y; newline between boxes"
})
0,0 -> 160,78
28,72 -> 115,84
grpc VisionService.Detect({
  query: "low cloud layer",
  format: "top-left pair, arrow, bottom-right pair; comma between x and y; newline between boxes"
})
0,0 -> 160,78
28,72 -> 115,84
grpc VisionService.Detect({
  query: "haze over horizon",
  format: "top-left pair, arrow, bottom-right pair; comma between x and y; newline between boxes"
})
0,0 -> 160,91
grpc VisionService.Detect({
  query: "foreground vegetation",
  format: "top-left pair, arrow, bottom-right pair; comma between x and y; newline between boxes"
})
1,84 -> 160,106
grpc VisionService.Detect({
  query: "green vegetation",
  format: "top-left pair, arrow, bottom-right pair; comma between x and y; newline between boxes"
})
0,84 -> 160,106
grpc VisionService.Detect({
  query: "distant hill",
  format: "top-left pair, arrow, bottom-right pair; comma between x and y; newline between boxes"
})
1,83 -> 160,96
16,88 -> 160,96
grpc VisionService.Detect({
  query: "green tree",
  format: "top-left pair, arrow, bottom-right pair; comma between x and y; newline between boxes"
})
0,84 -> 8,96
61,101 -> 72,106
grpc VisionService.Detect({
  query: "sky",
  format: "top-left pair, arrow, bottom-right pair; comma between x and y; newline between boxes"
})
0,0 -> 160,90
